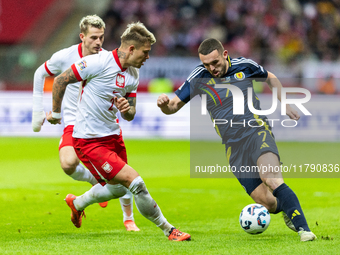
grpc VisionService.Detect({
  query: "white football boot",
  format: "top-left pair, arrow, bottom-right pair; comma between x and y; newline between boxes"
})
299,230 -> 317,242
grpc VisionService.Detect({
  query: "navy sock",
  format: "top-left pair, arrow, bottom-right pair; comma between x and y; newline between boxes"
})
273,183 -> 310,231
272,198 -> 283,214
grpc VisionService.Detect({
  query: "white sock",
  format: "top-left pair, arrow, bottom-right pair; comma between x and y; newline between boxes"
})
69,164 -> 97,186
129,176 -> 174,236
74,183 -> 127,211
119,190 -> 134,222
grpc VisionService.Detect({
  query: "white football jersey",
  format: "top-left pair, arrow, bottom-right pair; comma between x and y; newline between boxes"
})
44,43 -> 106,126
71,49 -> 139,138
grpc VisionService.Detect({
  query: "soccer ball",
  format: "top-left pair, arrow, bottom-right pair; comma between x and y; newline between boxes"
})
239,203 -> 270,234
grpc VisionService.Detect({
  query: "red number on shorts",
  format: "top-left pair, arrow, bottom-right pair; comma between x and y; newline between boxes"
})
108,98 -> 115,111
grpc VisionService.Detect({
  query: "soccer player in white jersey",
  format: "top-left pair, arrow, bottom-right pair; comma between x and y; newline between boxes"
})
47,21 -> 191,241
31,15 -> 139,232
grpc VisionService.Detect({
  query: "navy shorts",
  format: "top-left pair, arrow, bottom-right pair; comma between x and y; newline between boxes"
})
226,128 -> 280,195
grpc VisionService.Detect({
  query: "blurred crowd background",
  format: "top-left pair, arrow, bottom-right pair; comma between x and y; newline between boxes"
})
103,0 -> 340,64
0,0 -> 339,92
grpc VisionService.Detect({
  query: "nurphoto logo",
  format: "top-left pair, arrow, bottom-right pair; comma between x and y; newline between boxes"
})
200,83 -> 312,128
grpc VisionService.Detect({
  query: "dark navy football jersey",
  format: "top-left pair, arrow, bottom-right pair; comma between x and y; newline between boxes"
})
175,56 -> 272,144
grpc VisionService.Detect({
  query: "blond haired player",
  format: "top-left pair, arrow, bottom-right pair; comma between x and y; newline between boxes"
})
32,15 -> 139,231
47,21 -> 191,241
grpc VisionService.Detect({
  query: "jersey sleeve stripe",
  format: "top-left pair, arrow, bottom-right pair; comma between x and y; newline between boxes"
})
44,61 -> 54,76
125,93 -> 136,97
188,66 -> 204,80
232,59 -> 259,67
231,57 -> 245,62
230,57 -> 246,64
247,59 -> 259,67
188,67 -> 205,82
71,64 -> 83,81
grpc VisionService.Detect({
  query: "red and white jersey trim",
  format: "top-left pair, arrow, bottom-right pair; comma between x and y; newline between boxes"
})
44,61 -> 54,76
71,64 -> 83,81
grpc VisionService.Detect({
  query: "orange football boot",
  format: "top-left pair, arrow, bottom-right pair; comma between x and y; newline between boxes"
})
124,220 -> 140,231
64,194 -> 85,228
168,228 -> 191,241
98,201 -> 108,208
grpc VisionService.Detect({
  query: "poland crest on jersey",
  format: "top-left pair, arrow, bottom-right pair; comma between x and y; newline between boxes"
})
116,73 -> 125,88
102,161 -> 113,173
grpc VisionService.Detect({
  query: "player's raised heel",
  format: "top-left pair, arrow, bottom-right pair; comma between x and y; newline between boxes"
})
282,212 -> 297,232
168,228 -> 191,241
64,194 -> 85,228
299,230 -> 317,241
124,220 -> 140,231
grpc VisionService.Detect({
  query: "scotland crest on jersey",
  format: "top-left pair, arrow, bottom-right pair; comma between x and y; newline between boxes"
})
234,72 -> 245,80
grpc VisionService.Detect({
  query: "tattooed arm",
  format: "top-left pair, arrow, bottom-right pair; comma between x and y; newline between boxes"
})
47,67 -> 78,124
114,97 -> 136,121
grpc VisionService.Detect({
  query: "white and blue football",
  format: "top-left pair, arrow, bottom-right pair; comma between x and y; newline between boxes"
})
239,203 -> 270,234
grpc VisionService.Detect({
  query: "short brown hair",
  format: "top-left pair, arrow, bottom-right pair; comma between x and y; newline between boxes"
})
79,15 -> 105,34
121,21 -> 156,48
198,38 -> 224,55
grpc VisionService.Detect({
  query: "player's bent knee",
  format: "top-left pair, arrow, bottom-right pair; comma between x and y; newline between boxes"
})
59,146 -> 80,175
60,157 -> 79,175
128,176 -> 148,196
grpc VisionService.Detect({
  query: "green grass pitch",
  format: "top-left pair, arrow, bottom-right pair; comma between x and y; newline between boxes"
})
0,138 -> 339,254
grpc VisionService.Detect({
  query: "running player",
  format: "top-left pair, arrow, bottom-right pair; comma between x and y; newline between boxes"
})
157,38 -> 316,242
47,21 -> 191,241
32,14 -> 139,231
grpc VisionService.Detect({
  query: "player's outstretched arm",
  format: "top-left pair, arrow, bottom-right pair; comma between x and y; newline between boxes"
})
265,71 -> 300,121
157,94 -> 185,115
115,97 -> 136,121
32,64 -> 50,132
48,67 -> 77,125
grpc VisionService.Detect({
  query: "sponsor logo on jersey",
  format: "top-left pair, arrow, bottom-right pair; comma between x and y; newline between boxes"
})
234,72 -> 245,80
78,60 -> 87,70
102,162 -> 113,173
116,73 -> 125,88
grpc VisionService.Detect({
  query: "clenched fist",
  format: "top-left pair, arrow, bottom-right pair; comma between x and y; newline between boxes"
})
157,94 -> 170,108
114,97 -> 130,114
